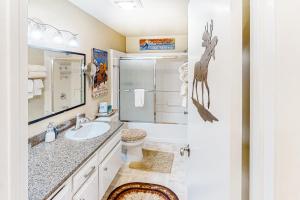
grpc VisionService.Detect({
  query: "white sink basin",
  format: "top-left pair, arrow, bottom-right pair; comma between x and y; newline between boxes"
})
65,122 -> 110,141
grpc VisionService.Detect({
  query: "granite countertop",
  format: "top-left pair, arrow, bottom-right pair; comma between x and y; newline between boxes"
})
28,121 -> 124,200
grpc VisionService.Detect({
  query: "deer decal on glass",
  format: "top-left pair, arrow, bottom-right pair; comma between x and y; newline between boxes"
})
192,20 -> 219,122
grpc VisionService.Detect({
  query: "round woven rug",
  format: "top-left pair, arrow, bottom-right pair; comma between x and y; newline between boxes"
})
107,182 -> 179,200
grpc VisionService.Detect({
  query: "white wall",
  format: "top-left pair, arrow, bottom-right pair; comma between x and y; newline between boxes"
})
250,0 -> 276,199
188,0 -> 242,200
251,0 -> 300,200
0,0 -> 28,199
275,1 -> 300,198
28,0 -> 126,137
126,35 -> 187,53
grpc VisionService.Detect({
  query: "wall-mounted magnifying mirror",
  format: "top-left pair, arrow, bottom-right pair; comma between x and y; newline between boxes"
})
83,62 -> 97,87
28,46 -> 86,124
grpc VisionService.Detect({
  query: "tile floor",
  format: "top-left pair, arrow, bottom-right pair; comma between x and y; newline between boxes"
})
102,141 -> 188,200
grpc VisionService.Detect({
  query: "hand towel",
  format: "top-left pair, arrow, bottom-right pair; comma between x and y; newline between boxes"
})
33,79 -> 44,96
29,71 -> 47,78
28,65 -> 47,72
28,79 -> 34,99
28,71 -> 47,79
134,89 -> 145,107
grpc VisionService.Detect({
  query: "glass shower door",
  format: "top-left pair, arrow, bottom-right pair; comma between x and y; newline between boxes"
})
119,59 -> 155,122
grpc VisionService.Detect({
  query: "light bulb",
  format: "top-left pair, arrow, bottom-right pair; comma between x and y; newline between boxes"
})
30,28 -> 42,40
53,31 -> 63,44
68,36 -> 79,47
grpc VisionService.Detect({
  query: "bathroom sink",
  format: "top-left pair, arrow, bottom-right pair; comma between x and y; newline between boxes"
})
65,122 -> 110,141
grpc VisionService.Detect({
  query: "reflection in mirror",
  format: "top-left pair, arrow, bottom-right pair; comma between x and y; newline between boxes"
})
28,47 -> 86,124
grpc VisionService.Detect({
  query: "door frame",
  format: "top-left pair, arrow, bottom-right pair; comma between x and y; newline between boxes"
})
250,0 -> 276,199
0,0 -> 28,199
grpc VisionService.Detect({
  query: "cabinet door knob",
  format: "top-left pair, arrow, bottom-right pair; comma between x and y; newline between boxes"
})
103,167 -> 108,171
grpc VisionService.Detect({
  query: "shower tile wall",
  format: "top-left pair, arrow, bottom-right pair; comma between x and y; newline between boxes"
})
156,59 -> 187,124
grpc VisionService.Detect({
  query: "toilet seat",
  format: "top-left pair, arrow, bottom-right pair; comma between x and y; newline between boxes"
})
121,129 -> 147,162
121,129 -> 147,142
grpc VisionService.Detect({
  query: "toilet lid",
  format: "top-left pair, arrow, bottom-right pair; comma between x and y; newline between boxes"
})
121,129 -> 147,142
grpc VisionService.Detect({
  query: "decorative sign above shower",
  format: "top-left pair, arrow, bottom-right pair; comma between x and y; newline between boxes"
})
91,48 -> 108,98
192,20 -> 219,123
139,38 -> 175,51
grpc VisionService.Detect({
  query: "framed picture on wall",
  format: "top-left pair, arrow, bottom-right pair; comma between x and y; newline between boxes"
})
139,38 -> 176,51
92,48 -> 108,97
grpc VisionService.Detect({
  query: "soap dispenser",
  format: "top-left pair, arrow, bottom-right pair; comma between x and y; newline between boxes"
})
45,122 -> 56,143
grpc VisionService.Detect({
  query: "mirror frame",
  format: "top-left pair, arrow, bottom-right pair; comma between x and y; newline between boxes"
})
28,46 -> 86,125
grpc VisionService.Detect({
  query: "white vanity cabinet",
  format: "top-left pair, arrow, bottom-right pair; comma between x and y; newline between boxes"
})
73,171 -> 98,200
47,129 -> 124,200
72,155 -> 98,193
51,182 -> 72,200
98,142 -> 123,199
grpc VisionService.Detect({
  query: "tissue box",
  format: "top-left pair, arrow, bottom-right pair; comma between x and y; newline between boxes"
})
99,102 -> 108,113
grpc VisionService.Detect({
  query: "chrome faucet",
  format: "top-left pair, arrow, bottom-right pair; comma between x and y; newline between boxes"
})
74,113 -> 90,130
74,113 -> 83,130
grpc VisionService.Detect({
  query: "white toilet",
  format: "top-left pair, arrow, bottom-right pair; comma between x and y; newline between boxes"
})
121,129 -> 147,162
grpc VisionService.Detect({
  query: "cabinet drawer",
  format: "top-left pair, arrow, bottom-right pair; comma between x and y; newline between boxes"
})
73,154 -> 98,193
73,170 -> 98,200
98,131 -> 121,163
50,182 -> 72,200
99,142 -> 122,199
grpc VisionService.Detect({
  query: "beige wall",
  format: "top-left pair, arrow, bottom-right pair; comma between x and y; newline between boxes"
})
28,0 -> 126,137
126,35 -> 187,53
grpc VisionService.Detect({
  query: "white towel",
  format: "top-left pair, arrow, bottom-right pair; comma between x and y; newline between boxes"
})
180,83 -> 188,96
179,73 -> 188,82
178,62 -> 188,74
28,71 -> 47,79
28,79 -> 34,99
182,96 -> 187,108
134,89 -> 145,107
33,79 -> 44,96
28,65 -> 47,72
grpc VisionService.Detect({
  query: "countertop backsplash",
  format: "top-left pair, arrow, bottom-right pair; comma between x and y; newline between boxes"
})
28,113 -> 85,147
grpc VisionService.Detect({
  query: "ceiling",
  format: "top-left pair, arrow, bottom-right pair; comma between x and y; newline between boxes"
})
69,0 -> 188,37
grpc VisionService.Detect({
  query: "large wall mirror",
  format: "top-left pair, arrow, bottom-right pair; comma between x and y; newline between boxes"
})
28,47 -> 86,124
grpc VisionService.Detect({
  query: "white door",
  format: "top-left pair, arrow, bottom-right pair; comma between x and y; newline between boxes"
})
187,0 -> 242,200
73,171 -> 98,200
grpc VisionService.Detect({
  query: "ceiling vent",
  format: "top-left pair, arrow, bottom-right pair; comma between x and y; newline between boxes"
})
111,0 -> 143,9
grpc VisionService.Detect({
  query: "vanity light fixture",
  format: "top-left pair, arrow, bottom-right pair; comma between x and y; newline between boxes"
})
28,19 -> 44,40
53,31 -> 63,44
111,0 -> 143,9
30,27 -> 43,40
68,35 -> 79,47
28,18 -> 80,47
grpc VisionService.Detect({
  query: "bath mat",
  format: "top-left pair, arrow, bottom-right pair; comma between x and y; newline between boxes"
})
129,149 -> 174,173
107,182 -> 179,200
